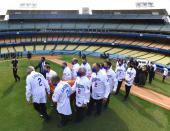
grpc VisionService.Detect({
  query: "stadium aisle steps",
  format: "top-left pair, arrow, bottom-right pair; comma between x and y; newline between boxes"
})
117,49 -> 133,55
1,47 -> 8,54
124,50 -> 141,57
106,47 -> 124,54
80,37 -> 87,41
25,45 -> 34,51
90,37 -> 98,42
15,46 -> 24,52
85,46 -> 100,52
75,45 -> 89,51
147,54 -> 165,62
63,36 -> 70,41
55,45 -> 66,50
57,36 -> 63,41
131,51 -> 149,57
45,45 -> 55,50
95,47 -> 113,52
157,56 -> 170,65
140,53 -> 157,59
64,45 -> 77,50
36,45 -> 44,51
69,37 -> 75,41
8,47 -> 15,53
73,37 -> 81,41
85,37 -> 92,42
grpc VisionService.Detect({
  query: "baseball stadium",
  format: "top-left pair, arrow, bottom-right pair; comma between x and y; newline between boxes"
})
0,0 -> 170,131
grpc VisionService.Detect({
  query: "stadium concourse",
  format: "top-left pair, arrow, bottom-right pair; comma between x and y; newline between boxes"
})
30,55 -> 170,110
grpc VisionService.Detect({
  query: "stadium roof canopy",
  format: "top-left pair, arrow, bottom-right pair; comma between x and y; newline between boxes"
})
6,9 -> 169,16
92,9 -> 168,15
6,10 -> 79,15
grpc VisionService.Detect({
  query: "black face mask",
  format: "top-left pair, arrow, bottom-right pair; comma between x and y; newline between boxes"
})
130,65 -> 133,68
42,60 -> 45,62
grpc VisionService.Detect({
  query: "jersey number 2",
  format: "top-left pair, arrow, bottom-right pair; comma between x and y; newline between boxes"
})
38,78 -> 42,86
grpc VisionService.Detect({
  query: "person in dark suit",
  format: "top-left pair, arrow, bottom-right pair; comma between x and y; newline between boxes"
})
27,51 -> 32,60
35,57 -> 48,78
138,65 -> 147,87
148,62 -> 154,84
11,58 -> 20,82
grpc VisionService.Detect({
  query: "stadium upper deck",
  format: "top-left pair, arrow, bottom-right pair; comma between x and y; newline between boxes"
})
0,9 -> 169,66
0,9 -> 169,34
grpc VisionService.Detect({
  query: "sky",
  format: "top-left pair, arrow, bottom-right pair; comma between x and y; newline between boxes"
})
0,0 -> 170,15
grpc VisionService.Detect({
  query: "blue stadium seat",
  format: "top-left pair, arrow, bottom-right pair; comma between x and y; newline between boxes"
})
9,23 -> 22,30
22,22 -> 35,29
103,23 -> 119,30
62,22 -> 75,29
76,22 -> 89,29
48,22 -> 62,29
35,22 -> 48,29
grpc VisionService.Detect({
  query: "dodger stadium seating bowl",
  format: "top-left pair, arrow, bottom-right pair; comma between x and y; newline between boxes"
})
0,9 -> 170,71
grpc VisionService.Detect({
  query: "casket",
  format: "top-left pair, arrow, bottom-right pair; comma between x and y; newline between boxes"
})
49,79 -> 76,101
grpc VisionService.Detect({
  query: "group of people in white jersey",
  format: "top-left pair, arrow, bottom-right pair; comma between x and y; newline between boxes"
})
25,56 -> 148,128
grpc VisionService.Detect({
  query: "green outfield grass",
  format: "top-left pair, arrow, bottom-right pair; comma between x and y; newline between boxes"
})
0,55 -> 170,131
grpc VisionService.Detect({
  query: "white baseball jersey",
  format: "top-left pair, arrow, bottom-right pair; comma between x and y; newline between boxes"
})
90,70 -> 110,100
52,81 -> 72,115
125,68 -> 136,86
115,65 -> 126,82
46,69 -> 57,83
63,67 -> 72,80
81,63 -> 91,77
26,71 -> 50,103
116,61 -> 119,68
163,68 -> 168,76
106,68 -> 118,93
153,64 -> 157,71
124,63 -> 128,71
72,63 -> 80,79
101,68 -> 107,75
72,76 -> 90,107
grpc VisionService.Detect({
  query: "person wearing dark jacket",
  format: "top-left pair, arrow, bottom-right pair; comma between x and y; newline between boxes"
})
148,63 -> 154,84
145,62 -> 150,81
138,65 -> 147,87
35,57 -> 48,78
134,65 -> 140,85
12,58 -> 20,82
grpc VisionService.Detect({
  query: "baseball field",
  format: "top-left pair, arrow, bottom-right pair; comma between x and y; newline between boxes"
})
0,55 -> 170,131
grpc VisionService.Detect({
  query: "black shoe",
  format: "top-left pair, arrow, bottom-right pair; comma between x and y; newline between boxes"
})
57,123 -> 64,128
104,105 -> 108,109
94,113 -> 101,117
123,97 -> 127,101
86,112 -> 91,116
115,93 -> 118,95
74,119 -> 80,123
42,115 -> 50,121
